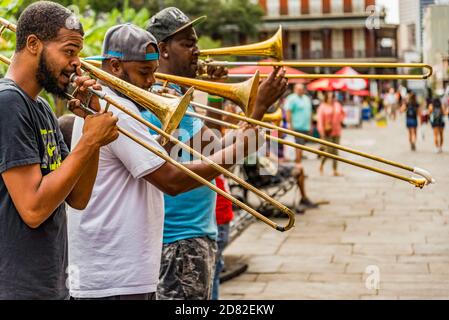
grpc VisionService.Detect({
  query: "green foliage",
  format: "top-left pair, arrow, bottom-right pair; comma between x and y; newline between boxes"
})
0,0 -> 263,113
146,0 -> 263,42
197,36 -> 221,51
0,0 -> 21,75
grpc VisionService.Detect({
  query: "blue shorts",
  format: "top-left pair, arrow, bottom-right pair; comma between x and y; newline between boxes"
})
406,118 -> 418,128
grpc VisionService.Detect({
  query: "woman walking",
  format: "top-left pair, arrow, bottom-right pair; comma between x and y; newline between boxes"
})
317,92 -> 345,176
401,91 -> 420,151
429,98 -> 447,153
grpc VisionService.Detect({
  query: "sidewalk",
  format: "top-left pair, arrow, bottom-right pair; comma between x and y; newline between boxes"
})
221,117 -> 449,300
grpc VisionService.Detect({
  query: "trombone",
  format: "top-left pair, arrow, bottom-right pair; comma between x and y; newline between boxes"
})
0,19 -> 295,232
85,49 -> 435,188
159,91 -> 434,189
199,26 -> 433,80
81,56 -> 436,188
2,18 -> 433,188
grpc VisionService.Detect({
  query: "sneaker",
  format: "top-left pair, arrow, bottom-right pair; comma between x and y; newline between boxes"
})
300,198 -> 319,209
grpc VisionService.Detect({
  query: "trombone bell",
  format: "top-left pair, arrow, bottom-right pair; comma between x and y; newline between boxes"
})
200,26 -> 283,61
155,71 -> 260,117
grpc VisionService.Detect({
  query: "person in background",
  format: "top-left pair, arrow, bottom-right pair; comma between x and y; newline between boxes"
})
317,91 -> 345,176
384,88 -> 399,121
284,83 -> 312,163
400,91 -> 420,151
429,97 -> 447,153
283,83 -> 317,210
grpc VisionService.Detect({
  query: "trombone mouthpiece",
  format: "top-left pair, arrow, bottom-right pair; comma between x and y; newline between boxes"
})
69,73 -> 78,83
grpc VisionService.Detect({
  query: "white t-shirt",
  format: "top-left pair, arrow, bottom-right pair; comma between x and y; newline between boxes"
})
67,86 -> 166,298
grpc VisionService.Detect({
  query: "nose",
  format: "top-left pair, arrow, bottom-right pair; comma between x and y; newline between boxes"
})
146,74 -> 156,88
72,57 -> 81,70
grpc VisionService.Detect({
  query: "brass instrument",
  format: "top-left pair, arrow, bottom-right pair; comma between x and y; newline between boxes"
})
80,61 -> 191,145
200,26 -> 284,61
261,106 -> 283,126
0,18 -> 295,232
83,59 -> 261,116
0,17 -> 188,145
199,25 -> 432,80
160,92 -> 435,189
154,72 -> 260,116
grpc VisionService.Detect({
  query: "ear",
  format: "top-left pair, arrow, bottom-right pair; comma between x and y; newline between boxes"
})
158,42 -> 169,59
25,35 -> 41,56
109,58 -> 123,76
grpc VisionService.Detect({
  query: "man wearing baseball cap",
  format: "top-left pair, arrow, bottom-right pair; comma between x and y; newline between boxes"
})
146,7 -> 288,300
67,23 -> 262,300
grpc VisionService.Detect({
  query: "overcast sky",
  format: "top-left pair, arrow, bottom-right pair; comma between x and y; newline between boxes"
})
377,0 -> 399,24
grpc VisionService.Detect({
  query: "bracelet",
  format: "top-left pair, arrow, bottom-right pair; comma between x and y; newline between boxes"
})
208,95 -> 224,103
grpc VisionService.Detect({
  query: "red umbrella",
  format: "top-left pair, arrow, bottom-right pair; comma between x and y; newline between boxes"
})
335,67 -> 368,91
349,89 -> 370,96
228,59 -> 307,83
306,78 -> 335,91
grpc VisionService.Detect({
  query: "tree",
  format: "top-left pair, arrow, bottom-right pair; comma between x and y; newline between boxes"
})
146,0 -> 263,43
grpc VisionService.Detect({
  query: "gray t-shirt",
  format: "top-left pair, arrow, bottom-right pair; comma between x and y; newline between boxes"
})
0,78 -> 69,300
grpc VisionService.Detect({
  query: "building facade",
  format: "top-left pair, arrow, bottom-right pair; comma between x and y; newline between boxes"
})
255,0 -> 398,65
423,4 -> 449,91
398,0 -> 437,63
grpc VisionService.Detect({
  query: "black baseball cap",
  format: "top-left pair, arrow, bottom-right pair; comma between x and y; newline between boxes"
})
146,7 -> 206,42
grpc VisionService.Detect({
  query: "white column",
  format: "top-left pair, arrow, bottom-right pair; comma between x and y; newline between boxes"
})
352,0 -> 365,14
331,0 -> 344,14
266,0 -> 280,17
288,0 -> 301,16
332,29 -> 344,59
353,28 -> 366,58
310,0 -> 322,15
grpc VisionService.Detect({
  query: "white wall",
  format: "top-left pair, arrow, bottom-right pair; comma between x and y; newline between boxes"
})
423,5 -> 449,67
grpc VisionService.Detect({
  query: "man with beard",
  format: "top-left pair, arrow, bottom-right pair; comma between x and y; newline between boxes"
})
146,7 -> 288,299
68,24 -> 264,300
0,1 -> 119,300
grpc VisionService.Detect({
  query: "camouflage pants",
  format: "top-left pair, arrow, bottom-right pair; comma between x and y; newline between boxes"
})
157,237 -> 217,300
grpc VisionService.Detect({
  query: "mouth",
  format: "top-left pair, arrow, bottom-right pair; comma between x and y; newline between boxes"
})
60,70 -> 75,85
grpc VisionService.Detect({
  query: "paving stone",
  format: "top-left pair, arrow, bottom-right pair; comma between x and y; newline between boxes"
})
221,120 -> 449,299
353,244 -> 414,255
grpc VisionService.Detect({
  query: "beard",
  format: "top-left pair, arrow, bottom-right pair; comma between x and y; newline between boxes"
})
36,49 -> 68,99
